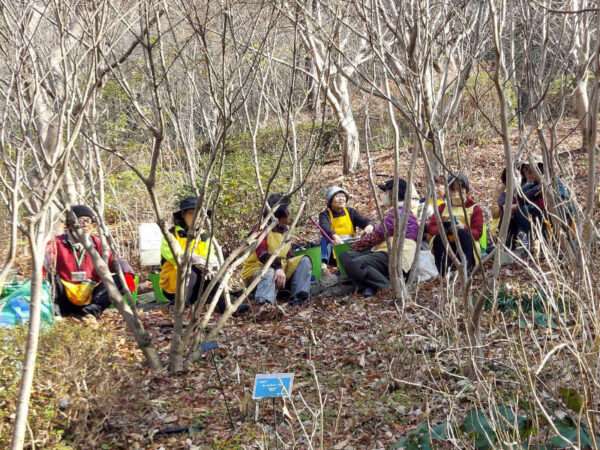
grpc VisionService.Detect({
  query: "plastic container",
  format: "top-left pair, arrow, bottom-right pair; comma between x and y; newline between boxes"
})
333,243 -> 352,278
148,272 -> 169,304
294,246 -> 322,280
138,223 -> 163,266
110,274 -> 139,308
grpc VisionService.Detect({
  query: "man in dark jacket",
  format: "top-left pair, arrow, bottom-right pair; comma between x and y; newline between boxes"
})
45,205 -> 135,318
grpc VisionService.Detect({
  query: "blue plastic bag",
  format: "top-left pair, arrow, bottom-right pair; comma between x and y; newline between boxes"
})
0,281 -> 54,328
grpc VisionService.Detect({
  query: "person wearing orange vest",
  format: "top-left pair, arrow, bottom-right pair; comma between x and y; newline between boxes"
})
319,186 -> 372,265
426,174 -> 483,275
160,197 -> 248,314
44,205 -> 136,318
242,193 -> 312,306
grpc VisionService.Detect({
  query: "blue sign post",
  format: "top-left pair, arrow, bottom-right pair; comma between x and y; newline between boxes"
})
253,373 -> 295,449
253,373 -> 295,399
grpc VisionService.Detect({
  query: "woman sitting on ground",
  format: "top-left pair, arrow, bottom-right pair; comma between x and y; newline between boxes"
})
160,196 -> 247,314
340,178 -> 419,298
319,186 -> 372,268
426,174 -> 484,275
241,193 -> 312,307
45,205 -> 136,318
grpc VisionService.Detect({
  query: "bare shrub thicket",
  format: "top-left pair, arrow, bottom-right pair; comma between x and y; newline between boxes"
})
1,0 -> 600,448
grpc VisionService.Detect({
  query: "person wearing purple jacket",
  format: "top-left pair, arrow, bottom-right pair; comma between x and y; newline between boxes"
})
340,178 -> 419,298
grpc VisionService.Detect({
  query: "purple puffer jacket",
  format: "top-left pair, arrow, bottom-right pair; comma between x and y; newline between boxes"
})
352,207 -> 418,252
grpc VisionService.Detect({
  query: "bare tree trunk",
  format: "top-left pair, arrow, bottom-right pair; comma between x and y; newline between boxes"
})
10,225 -> 46,450
73,226 -> 163,370
575,77 -> 591,147
583,12 -> 600,248
489,0 -> 516,283
338,105 -> 360,173
325,74 -> 361,174
0,179 -> 20,290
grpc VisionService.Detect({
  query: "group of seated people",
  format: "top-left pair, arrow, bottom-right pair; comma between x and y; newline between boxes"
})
45,155 -> 572,317
490,155 -> 573,249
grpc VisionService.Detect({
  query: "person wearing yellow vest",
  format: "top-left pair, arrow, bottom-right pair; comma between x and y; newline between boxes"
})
160,197 -> 248,314
426,174 -> 484,275
319,186 -> 372,265
340,179 -> 419,298
241,193 -> 312,306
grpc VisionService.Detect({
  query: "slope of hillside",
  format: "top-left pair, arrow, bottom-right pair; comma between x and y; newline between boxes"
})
0,119 -> 596,449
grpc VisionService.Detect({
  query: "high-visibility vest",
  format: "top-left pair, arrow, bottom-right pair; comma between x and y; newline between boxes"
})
241,229 -> 303,283
159,226 -> 218,294
438,201 -> 481,254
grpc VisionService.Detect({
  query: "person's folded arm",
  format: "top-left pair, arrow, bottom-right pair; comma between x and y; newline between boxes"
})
351,220 -> 386,251
426,205 -> 444,237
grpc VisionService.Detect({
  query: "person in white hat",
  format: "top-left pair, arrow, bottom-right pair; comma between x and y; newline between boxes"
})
319,186 -> 372,267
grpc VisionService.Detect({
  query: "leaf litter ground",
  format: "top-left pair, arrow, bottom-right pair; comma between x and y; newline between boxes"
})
7,121 -> 598,449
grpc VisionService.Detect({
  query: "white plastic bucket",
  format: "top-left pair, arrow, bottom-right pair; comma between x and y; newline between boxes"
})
138,223 -> 163,266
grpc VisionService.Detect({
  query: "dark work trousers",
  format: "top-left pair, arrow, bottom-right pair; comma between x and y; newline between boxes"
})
506,205 -> 545,248
497,205 -> 526,248
432,229 -> 476,275
341,250 -> 391,292
53,274 -> 123,317
163,266 -> 227,313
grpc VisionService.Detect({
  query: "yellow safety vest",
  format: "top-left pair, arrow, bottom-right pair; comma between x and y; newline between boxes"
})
159,226 -> 218,294
438,201 -> 480,254
327,208 -> 355,239
241,229 -> 303,283
60,280 -> 97,306
441,202 -> 475,227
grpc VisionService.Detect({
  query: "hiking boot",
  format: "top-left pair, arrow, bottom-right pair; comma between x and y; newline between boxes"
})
81,304 -> 103,318
289,291 -> 309,306
233,303 -> 250,316
362,287 -> 376,298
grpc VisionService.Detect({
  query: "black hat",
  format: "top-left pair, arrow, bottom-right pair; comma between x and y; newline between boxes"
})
177,196 -> 198,213
173,196 -> 199,229
448,173 -> 470,192
265,193 -> 290,219
70,205 -> 95,220
378,178 -> 407,200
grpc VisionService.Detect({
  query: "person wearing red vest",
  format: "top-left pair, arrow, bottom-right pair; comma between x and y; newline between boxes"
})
44,205 -> 135,317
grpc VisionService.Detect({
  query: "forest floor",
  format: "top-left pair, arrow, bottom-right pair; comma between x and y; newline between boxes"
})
1,119 -> 598,449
